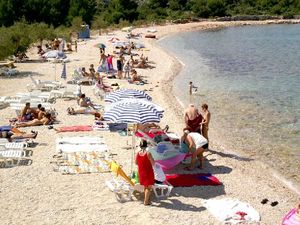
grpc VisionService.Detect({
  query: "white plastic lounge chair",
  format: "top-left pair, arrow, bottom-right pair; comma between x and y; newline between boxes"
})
0,97 -> 9,109
71,69 -> 93,85
27,75 -> 62,92
15,91 -> 55,102
106,160 -> 173,202
10,102 -> 53,115
56,136 -> 105,145
0,149 -> 26,158
56,144 -> 108,153
50,89 -> 77,99
0,138 -> 28,147
0,142 -> 27,150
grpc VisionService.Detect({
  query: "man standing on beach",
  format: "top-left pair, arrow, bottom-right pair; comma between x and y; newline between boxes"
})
184,104 -> 202,133
200,103 -> 210,141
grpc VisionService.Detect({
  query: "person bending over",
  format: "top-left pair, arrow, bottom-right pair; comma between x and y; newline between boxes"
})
181,128 -> 208,170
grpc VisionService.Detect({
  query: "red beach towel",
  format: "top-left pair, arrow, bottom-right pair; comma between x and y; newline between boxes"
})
55,125 -> 93,132
166,173 -> 221,187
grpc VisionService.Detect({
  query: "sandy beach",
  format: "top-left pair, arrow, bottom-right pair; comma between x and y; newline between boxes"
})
0,20 -> 300,225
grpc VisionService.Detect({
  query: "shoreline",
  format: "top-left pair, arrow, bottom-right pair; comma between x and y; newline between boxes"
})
145,20 -> 300,195
0,20 -> 300,224
144,20 -> 300,193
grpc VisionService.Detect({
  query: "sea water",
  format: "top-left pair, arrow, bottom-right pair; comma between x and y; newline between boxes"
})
158,24 -> 300,185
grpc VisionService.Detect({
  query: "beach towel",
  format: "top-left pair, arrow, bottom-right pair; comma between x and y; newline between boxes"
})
282,208 -> 300,225
203,198 -> 260,224
166,173 -> 221,187
55,125 -> 93,132
54,151 -> 110,174
156,153 -> 186,170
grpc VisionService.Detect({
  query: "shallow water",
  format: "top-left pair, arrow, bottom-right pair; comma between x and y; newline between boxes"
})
158,24 -> 300,185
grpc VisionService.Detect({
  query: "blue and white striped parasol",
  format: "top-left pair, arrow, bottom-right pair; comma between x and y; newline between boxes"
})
104,101 -> 163,124
104,89 -> 152,103
61,63 -> 66,79
105,98 -> 164,113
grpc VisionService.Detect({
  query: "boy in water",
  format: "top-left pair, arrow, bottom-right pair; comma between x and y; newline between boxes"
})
189,81 -> 198,95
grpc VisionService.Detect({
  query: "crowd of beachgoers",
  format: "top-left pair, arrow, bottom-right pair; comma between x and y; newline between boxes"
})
0,20 -> 299,225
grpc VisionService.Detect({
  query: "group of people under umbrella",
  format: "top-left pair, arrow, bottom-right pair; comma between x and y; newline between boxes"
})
102,88 -> 209,205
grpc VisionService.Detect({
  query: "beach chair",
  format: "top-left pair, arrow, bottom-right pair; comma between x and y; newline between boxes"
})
55,136 -> 107,154
0,142 -> 27,150
27,75 -> 62,92
71,69 -> 93,85
10,102 -> 53,116
105,160 -> 173,202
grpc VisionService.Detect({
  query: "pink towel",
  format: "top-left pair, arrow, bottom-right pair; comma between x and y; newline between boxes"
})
282,208 -> 300,225
56,125 -> 93,132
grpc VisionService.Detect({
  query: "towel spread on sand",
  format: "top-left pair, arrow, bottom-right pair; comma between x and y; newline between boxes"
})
282,208 -> 300,225
165,173 -> 221,187
203,198 -> 260,224
55,125 -> 93,132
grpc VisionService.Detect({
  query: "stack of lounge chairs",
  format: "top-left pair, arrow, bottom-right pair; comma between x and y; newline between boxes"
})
0,138 -> 33,167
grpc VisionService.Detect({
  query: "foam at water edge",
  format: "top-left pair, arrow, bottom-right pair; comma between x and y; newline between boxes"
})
272,170 -> 300,196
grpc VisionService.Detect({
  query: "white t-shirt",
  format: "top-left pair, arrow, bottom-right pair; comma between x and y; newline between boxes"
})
188,132 -> 208,149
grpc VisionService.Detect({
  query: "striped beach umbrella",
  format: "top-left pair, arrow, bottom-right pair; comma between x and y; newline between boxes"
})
105,98 -> 164,113
104,89 -> 152,103
104,102 -> 163,124
61,63 -> 66,79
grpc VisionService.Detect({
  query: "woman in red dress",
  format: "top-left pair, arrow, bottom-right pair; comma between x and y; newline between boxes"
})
135,140 -> 155,205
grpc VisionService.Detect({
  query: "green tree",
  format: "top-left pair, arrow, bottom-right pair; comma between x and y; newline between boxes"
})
207,0 -> 226,16
190,0 -> 211,18
68,0 -> 97,25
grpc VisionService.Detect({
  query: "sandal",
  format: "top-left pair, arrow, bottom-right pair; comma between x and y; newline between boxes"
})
271,201 -> 278,207
261,198 -> 268,204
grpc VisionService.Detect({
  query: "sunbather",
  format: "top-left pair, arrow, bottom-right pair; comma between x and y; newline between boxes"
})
67,107 -> 102,118
20,102 -> 35,121
0,130 -> 38,141
137,123 -> 168,133
78,94 -> 96,109
15,113 -> 51,127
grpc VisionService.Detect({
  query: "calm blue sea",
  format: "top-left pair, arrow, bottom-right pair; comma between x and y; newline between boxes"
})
158,24 -> 300,184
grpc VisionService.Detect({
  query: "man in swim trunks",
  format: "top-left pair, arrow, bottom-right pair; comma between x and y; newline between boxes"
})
181,128 -> 208,170
200,103 -> 210,141
184,104 -> 202,133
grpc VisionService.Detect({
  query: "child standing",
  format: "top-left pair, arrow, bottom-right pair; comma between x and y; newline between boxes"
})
124,60 -> 131,79
135,140 -> 155,205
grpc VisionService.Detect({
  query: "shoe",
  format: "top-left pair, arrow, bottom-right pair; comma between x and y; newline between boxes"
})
271,201 -> 278,207
261,199 -> 268,204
